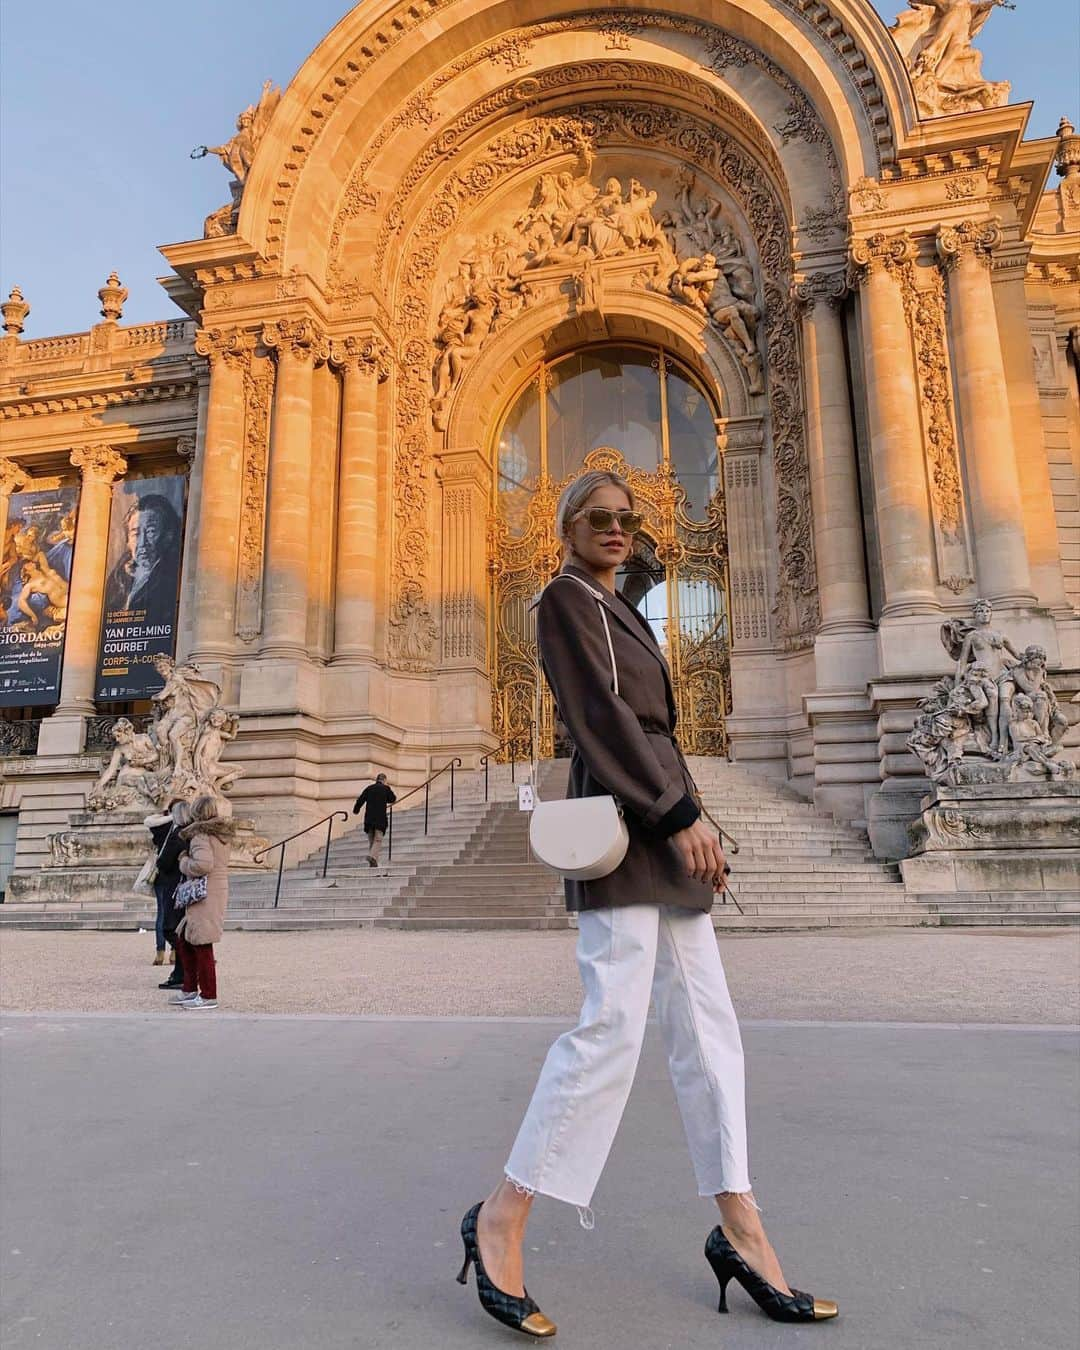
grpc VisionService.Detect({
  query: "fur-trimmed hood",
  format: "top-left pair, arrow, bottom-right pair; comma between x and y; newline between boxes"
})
180,816 -> 235,843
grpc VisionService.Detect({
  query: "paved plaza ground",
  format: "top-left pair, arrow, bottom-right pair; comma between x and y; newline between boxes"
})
2,928 -> 1078,1350
1,926 -> 1078,1022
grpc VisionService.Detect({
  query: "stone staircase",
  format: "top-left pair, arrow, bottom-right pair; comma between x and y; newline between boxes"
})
1,758 -> 1076,931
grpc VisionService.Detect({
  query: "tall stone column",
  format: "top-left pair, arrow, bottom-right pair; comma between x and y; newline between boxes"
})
330,336 -> 389,661
793,272 -> 872,634
186,327 -> 251,664
848,233 -> 938,616
259,318 -> 327,657
936,221 -> 1036,606
55,445 -> 127,716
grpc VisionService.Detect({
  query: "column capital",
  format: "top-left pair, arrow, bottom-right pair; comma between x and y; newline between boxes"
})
846,231 -> 916,288
329,333 -> 392,381
792,271 -> 848,315
935,218 -> 1003,273
70,445 -> 127,484
0,457 -> 29,496
194,325 -> 257,369
262,316 -> 330,364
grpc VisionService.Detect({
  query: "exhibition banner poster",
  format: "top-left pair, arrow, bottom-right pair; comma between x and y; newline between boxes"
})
0,487 -> 80,707
94,476 -> 186,701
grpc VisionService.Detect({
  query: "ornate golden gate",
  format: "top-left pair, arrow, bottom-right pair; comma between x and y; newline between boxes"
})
488,444 -> 732,759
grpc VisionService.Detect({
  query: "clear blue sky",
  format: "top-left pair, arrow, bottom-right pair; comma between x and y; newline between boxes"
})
2,1 -> 1076,338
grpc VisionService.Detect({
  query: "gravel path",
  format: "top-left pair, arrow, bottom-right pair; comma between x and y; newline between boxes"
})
1,926 -> 1076,1022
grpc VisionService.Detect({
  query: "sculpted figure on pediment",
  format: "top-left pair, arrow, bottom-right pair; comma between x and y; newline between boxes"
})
195,80 -> 282,237
890,1 -> 1012,117
430,157 -> 762,410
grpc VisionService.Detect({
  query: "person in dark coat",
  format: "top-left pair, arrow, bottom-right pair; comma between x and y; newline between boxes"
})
454,469 -> 837,1339
352,774 -> 396,867
143,799 -> 190,988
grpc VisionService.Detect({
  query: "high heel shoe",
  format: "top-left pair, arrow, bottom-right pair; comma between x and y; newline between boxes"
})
705,1224 -> 838,1323
457,1202 -> 557,1338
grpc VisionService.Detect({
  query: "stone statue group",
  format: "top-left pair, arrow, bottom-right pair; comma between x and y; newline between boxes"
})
88,656 -> 243,814
431,149 -> 764,418
907,600 -> 1073,787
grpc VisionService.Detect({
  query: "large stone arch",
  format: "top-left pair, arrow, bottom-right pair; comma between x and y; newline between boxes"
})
376,94 -> 818,662
239,0 -> 917,281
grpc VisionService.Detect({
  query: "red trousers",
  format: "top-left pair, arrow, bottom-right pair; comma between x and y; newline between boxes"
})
176,932 -> 217,999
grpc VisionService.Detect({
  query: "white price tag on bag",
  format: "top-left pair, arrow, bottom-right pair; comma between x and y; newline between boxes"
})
517,784 -> 535,812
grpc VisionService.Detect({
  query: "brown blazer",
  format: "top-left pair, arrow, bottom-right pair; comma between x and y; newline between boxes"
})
535,562 -> 712,914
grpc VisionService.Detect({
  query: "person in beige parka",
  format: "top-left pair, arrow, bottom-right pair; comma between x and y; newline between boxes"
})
170,795 -> 235,1010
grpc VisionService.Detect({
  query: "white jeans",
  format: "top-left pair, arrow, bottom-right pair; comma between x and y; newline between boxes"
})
505,903 -> 752,1225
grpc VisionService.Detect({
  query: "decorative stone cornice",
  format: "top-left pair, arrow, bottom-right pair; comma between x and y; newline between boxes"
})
0,458 -> 29,495
0,380 -> 196,422
194,325 -> 257,369
70,444 -> 127,484
792,271 -> 848,314
329,333 -> 392,381
261,317 -> 330,364
847,232 -> 916,287
935,219 -> 1002,273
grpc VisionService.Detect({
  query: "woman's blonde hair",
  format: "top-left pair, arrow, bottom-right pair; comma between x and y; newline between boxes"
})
189,795 -> 219,825
170,798 -> 193,827
555,470 -> 636,549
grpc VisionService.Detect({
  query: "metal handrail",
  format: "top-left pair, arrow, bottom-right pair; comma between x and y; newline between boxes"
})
479,727 -> 533,799
253,811 -> 349,908
386,758 -> 462,861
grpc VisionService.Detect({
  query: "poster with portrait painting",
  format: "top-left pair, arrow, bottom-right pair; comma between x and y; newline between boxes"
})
94,475 -> 186,701
0,487 -> 80,707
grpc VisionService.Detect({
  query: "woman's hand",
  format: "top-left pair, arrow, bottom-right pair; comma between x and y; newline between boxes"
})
672,818 -> 727,888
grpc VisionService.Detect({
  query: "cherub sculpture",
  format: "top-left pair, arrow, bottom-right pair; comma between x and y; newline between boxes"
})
1004,694 -> 1074,780
88,719 -> 162,811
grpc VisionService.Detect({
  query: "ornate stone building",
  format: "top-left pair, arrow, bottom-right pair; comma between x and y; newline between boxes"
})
1,0 -> 1078,883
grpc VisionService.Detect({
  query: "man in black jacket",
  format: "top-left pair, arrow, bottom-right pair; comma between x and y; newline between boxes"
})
352,773 -> 396,867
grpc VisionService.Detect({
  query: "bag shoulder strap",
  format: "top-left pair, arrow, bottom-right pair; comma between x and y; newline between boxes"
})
540,574 -> 619,694
154,822 -> 176,865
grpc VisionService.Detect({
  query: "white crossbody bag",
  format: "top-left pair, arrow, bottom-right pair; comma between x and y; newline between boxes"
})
528,574 -> 630,881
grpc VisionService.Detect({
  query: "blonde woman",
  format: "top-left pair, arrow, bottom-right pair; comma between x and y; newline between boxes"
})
170,795 -> 234,1011
457,469 -> 837,1336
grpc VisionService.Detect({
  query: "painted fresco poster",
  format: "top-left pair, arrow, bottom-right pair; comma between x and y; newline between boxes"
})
94,476 -> 186,701
0,487 -> 80,706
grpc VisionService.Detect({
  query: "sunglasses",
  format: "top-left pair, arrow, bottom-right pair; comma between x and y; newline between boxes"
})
571,507 -> 644,534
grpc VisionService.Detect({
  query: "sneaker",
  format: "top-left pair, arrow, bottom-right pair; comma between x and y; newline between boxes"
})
159,975 -> 184,990
169,990 -> 198,1005
181,995 -> 218,1010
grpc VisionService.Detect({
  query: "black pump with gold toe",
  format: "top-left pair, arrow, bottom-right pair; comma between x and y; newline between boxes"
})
457,1202 -> 557,1338
705,1224 -> 838,1323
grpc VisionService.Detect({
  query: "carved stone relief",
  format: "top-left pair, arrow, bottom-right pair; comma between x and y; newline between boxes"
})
897,260 -> 974,592
235,353 -> 274,643
429,160 -> 765,421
